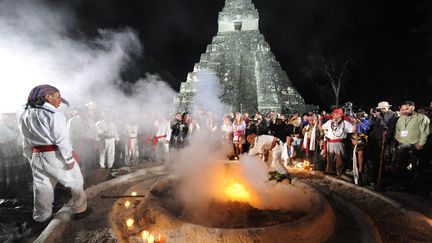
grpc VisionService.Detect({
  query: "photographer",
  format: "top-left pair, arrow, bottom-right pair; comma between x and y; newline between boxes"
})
354,109 -> 370,134
287,111 -> 302,135
269,114 -> 287,141
247,112 -> 268,136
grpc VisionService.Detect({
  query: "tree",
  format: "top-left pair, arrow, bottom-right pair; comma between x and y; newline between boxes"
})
302,52 -> 350,106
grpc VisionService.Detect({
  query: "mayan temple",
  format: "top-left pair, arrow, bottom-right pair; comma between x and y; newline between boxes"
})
175,0 -> 305,113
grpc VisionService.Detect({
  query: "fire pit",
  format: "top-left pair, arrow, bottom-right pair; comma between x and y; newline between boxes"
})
110,161 -> 336,243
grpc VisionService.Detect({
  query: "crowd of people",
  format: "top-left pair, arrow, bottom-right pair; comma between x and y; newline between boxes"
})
9,84 -> 432,229
64,98 -> 432,188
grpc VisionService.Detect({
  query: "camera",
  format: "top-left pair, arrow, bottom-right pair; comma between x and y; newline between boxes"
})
343,102 -> 354,117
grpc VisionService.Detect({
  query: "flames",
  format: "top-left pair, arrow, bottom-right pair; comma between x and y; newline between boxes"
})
224,182 -> 251,203
294,160 -> 312,170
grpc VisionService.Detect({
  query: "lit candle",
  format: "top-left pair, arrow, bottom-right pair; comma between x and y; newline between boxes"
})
148,234 -> 154,243
131,192 -> 137,197
126,218 -> 134,229
141,230 -> 149,241
155,233 -> 163,243
124,200 -> 131,209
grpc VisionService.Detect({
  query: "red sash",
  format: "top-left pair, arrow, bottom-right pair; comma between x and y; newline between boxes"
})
33,145 -> 80,165
32,145 -> 58,153
152,135 -> 167,145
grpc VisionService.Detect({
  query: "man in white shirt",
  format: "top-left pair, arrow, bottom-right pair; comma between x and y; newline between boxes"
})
319,108 -> 357,176
19,85 -> 88,225
247,133 -> 291,182
95,110 -> 119,169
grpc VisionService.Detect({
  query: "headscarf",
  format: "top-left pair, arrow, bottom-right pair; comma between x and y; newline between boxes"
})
26,84 -> 69,108
332,108 -> 344,116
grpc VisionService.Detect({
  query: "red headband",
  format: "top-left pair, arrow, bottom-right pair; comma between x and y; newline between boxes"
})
332,108 -> 343,115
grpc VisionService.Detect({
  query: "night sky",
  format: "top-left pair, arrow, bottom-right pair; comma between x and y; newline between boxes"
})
52,0 -> 432,110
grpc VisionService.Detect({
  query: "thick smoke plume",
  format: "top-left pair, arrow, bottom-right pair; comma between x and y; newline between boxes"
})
1,0 -> 317,219
171,71 -> 317,217
0,0 -> 176,114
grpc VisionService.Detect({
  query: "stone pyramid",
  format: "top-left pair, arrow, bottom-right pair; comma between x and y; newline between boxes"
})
175,0 -> 305,113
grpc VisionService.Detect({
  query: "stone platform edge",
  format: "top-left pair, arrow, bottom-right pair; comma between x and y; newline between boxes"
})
322,173 -> 432,229
34,165 -> 166,243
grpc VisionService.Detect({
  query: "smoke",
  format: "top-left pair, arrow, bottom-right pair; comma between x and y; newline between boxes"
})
0,0 -> 176,114
173,153 -> 317,215
0,116 -> 17,143
192,70 -> 229,118
170,71 -> 317,218
238,155 -> 317,211
1,0 -> 317,219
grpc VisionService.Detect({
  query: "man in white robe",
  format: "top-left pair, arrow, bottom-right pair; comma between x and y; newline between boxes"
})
96,111 -> 119,169
247,133 -> 291,182
19,85 -> 89,225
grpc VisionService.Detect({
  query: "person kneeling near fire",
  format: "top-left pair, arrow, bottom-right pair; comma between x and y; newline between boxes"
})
247,133 -> 292,183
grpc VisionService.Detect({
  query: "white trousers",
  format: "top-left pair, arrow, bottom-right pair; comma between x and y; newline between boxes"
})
125,138 -> 139,165
158,141 -> 169,154
30,151 -> 87,222
155,141 -> 169,162
270,144 -> 290,175
99,138 -> 115,168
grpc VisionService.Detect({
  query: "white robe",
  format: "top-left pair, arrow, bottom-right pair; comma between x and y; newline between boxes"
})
154,119 -> 172,154
95,120 -> 119,168
19,103 -> 87,222
248,135 -> 289,175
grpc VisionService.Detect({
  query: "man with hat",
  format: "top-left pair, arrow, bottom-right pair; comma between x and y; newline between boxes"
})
368,101 -> 398,180
319,108 -> 358,176
19,85 -> 89,226
370,101 -> 396,126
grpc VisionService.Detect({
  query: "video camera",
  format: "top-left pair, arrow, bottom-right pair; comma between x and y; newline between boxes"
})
343,102 -> 354,117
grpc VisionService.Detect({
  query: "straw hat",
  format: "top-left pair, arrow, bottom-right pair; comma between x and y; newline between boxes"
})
376,101 -> 392,109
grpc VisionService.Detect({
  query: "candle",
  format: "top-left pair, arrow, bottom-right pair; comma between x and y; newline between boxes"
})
141,230 -> 149,241
126,218 -> 134,229
148,234 -> 154,243
124,200 -> 131,209
131,192 -> 137,196
155,234 -> 163,243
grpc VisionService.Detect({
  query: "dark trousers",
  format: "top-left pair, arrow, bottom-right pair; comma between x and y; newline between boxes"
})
305,148 -> 320,170
395,144 -> 421,174
326,152 -> 344,176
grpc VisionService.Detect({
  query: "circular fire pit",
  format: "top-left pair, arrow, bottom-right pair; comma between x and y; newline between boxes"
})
111,175 -> 335,243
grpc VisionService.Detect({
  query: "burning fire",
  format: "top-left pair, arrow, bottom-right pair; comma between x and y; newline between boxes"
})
224,182 -> 251,202
294,160 -> 312,170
